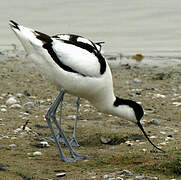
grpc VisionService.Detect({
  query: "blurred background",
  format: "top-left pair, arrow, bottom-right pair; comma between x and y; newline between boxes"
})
1,0 -> 181,55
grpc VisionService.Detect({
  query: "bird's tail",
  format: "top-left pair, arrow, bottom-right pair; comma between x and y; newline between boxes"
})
9,20 -> 49,53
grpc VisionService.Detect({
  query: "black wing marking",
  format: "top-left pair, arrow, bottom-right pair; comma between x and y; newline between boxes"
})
35,31 -> 86,76
52,34 -> 106,75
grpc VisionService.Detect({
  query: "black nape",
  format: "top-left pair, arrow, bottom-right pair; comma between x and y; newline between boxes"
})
113,97 -> 144,121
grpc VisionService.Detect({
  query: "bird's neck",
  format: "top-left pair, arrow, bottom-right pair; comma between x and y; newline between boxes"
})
91,95 -> 136,123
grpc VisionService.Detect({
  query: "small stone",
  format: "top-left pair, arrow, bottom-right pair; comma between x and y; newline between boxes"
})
104,174 -> 109,179
125,141 -> 133,146
119,170 -> 134,176
150,136 -> 157,139
56,172 -> 66,177
9,144 -> 17,147
154,94 -> 166,98
0,136 -> 9,140
23,102 -> 34,109
100,136 -> 112,144
1,93 -> 6,97
165,136 -> 174,141
160,131 -> 166,135
116,177 -> 123,180
39,100 -> 45,105
151,119 -> 160,126
33,151 -> 42,156
159,142 -> 167,146
16,93 -> 24,98
6,96 -> 17,106
133,78 -> 142,84
172,102 -> 181,107
1,108 -> 7,112
91,176 -> 96,179
66,115 -> 76,120
84,104 -> 90,108
135,175 -> 145,180
24,90 -> 31,96
11,137 -> 17,140
10,104 -> 22,109
36,141 -> 50,148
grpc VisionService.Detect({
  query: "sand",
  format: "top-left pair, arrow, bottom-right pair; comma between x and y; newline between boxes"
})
0,49 -> 181,179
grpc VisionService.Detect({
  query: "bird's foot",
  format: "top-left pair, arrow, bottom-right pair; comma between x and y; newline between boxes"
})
47,134 -> 80,147
68,137 -> 80,147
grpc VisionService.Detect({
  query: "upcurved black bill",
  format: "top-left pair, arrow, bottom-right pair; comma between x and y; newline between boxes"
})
137,121 -> 165,152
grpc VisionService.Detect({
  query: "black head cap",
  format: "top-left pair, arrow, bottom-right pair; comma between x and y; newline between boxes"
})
114,97 -> 144,122
114,97 -> 164,152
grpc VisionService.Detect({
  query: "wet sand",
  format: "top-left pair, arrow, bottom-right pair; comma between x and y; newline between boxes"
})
0,49 -> 181,179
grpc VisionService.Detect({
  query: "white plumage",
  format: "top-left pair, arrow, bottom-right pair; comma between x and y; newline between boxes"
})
9,20 -> 163,162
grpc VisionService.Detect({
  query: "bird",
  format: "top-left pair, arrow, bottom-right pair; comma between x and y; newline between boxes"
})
9,20 -> 164,162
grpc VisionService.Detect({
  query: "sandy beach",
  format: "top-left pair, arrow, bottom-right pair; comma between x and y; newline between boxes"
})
0,48 -> 180,179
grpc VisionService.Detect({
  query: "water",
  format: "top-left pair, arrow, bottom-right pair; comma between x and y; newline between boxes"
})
1,0 -> 181,57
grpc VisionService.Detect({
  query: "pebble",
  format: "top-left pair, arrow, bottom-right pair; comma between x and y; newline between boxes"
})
67,115 -> 76,120
154,94 -> 166,98
14,126 -> 31,133
36,141 -> 50,148
149,136 -> 157,139
160,131 -> 166,135
116,178 -> 123,180
172,102 -> 181,107
119,170 -> 134,176
125,141 -> 133,146
133,78 -> 143,84
0,136 -> 9,140
0,105 -> 7,108
91,176 -> 97,179
33,151 -> 42,156
6,96 -> 17,105
23,102 -> 34,109
104,174 -> 109,179
142,148 -> 147,152
100,137 -> 112,144
56,172 -> 66,177
9,144 -> 17,147
1,108 -> 7,112
165,136 -> 174,141
10,104 -> 22,109
24,90 -> 31,96
159,142 -> 167,146
151,119 -> 160,126
16,93 -> 24,98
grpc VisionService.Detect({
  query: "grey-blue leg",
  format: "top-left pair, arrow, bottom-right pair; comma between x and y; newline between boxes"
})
68,97 -> 80,147
46,91 -> 89,161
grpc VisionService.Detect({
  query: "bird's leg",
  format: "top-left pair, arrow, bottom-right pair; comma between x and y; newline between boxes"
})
52,112 -> 91,161
47,89 -> 65,143
46,91 -> 90,161
54,89 -> 65,142
68,97 -> 80,147
54,95 -> 80,147
45,90 -> 75,162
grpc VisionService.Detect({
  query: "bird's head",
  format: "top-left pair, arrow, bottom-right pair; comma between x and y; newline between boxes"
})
113,97 -> 164,152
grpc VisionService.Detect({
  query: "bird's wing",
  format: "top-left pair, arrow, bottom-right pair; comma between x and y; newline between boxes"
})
9,21 -> 106,77
49,34 -> 106,77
